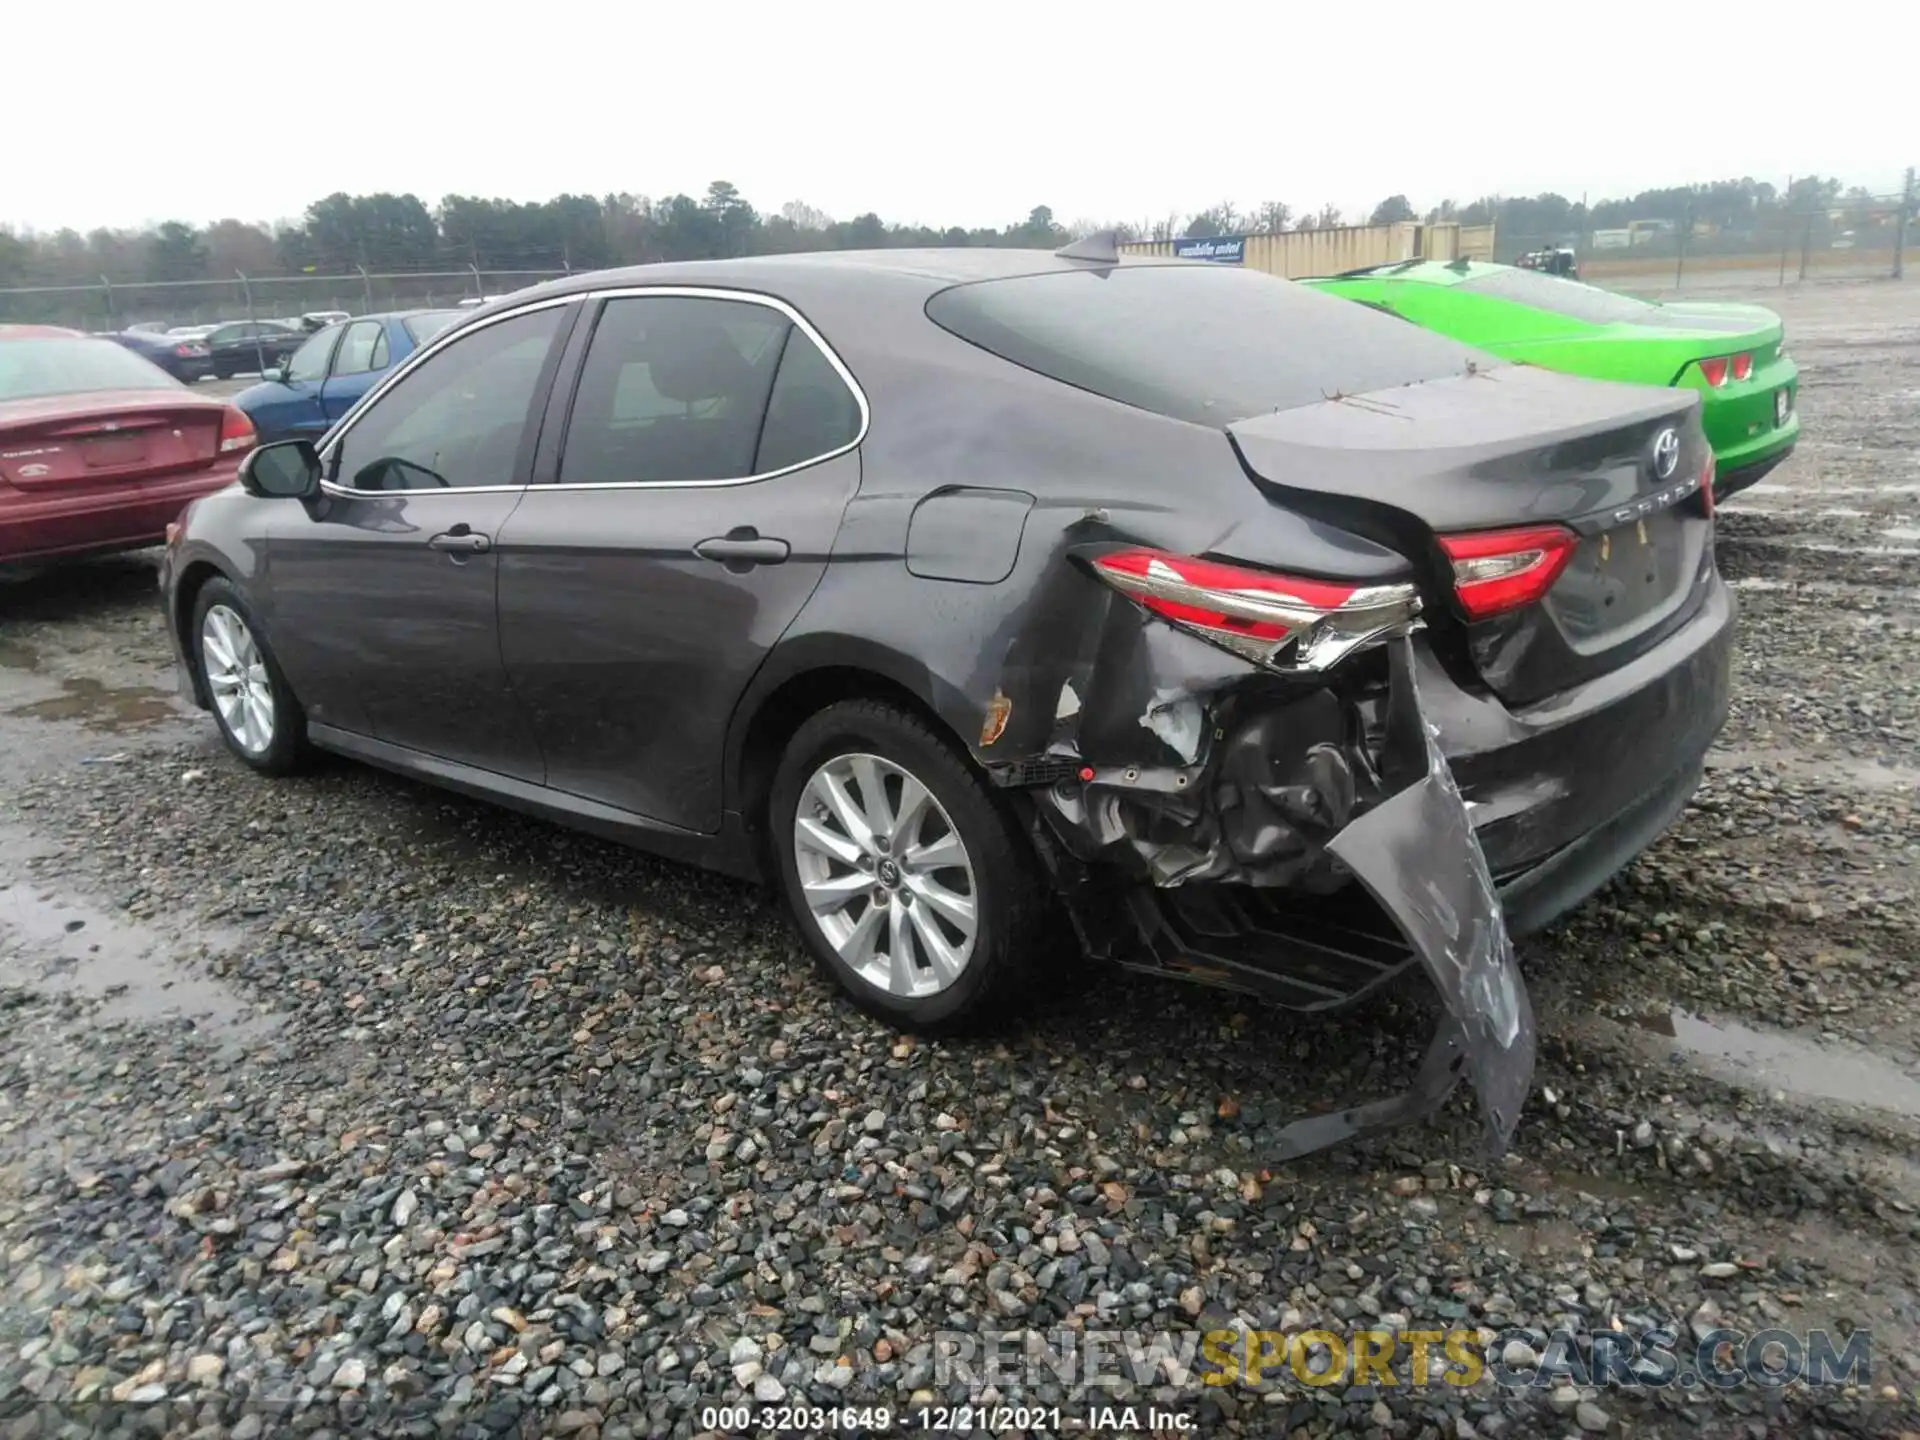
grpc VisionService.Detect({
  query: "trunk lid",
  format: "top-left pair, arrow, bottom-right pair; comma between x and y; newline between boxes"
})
0,391 -> 226,491
1225,364 -> 1714,708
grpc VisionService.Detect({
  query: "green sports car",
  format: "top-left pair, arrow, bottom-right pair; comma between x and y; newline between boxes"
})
1301,260 -> 1798,498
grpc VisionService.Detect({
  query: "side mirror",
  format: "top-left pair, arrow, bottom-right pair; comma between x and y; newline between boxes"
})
238,439 -> 322,500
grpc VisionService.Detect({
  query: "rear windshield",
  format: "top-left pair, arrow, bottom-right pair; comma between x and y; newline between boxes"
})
924,264 -> 1492,425
0,338 -> 177,401
1458,268 -> 1659,325
404,311 -> 462,345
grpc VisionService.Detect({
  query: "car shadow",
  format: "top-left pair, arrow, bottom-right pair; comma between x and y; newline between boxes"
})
0,551 -> 163,626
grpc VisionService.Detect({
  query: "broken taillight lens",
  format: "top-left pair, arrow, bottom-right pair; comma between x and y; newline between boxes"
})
1089,547 -> 1420,671
1438,525 -> 1579,621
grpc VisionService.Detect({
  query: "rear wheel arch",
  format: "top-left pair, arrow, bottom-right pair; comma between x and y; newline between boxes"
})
726,648 -> 987,866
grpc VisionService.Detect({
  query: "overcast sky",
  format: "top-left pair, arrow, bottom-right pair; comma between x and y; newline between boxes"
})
10,1 -> 1911,234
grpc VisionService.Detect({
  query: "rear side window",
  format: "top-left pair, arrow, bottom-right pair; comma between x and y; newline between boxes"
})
754,328 -> 863,473
1456,268 -> 1658,324
924,264 -> 1491,426
559,295 -> 789,485
404,311 -> 461,345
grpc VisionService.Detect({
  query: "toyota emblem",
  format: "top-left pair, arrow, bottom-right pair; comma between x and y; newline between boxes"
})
1651,427 -> 1680,481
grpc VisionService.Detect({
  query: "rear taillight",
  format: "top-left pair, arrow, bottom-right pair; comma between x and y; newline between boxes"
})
218,406 -> 257,454
1700,452 -> 1717,517
1438,525 -> 1579,620
1089,548 -> 1420,671
174,344 -> 195,357
1695,352 -> 1754,387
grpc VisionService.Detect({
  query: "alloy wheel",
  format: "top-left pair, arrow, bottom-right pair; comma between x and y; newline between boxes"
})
792,752 -> 978,998
201,604 -> 276,755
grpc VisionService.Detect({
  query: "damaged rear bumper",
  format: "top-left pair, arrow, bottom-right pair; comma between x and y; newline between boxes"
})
1011,579 -> 1731,1160
1029,634 -> 1536,1158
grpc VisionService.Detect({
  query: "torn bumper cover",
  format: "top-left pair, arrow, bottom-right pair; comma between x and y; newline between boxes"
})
1303,637 -> 1533,1159
1028,634 -> 1535,1160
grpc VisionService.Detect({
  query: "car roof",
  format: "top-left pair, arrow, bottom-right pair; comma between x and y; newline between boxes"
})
0,324 -> 86,341
486,248 -> 1190,307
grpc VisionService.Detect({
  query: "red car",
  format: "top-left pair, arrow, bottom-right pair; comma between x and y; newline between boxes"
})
1,325 -> 257,565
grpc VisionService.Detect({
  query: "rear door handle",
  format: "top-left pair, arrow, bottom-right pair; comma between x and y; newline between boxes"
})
694,528 -> 790,567
428,528 -> 491,554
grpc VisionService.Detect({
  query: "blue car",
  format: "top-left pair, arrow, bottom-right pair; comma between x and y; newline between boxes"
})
102,328 -> 215,383
232,309 -> 463,443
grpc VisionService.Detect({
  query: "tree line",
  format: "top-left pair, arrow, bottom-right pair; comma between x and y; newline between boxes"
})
0,174 -> 1879,288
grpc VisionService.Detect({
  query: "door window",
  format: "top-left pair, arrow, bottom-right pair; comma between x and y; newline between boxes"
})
369,328 -> 390,370
284,327 -> 338,384
326,306 -> 566,492
332,321 -> 384,377
558,295 -> 789,485
754,327 -> 863,473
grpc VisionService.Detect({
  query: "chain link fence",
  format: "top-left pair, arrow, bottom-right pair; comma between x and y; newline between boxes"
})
1497,189 -> 1914,294
0,268 -> 569,332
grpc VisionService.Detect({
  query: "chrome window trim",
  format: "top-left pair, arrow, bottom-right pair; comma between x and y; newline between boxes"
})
315,286 -> 869,499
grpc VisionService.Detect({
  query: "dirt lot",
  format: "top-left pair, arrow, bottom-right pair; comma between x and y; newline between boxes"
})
2,279 -> 1917,1438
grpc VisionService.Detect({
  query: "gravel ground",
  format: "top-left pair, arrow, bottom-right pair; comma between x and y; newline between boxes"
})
2,279 -> 1917,1438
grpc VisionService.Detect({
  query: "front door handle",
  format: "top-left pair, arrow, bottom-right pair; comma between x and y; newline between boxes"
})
428,527 -> 491,554
694,527 -> 789,568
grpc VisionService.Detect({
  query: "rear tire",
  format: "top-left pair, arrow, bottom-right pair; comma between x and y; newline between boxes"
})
769,700 -> 1047,1032
191,578 -> 309,776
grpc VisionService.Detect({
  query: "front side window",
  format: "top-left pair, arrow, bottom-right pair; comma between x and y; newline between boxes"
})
558,295 -> 789,485
285,327 -> 338,384
327,306 -> 565,492
332,321 -> 383,376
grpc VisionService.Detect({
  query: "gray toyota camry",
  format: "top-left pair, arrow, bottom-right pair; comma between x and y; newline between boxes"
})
159,241 -> 1732,1159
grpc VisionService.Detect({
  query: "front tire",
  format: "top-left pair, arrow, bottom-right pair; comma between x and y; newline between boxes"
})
192,578 -> 309,775
769,700 -> 1048,1032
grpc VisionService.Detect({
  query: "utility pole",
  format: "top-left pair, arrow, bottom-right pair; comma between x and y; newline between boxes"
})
1895,166 -> 1915,281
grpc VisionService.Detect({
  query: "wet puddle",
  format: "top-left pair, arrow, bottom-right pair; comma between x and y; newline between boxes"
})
6,676 -> 181,732
0,637 -> 42,671
1706,746 -> 1920,792
1621,1007 -> 1920,1119
0,832 -> 278,1040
